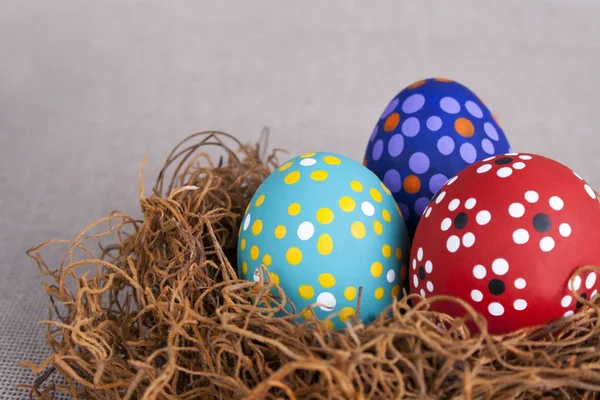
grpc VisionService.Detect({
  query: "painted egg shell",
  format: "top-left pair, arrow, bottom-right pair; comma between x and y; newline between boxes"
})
364,77 -> 512,240
409,152 -> 600,334
237,152 -> 410,330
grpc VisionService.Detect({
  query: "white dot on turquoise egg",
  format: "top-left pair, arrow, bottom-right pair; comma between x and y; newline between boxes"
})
386,269 -> 395,283
297,221 -> 314,241
243,214 -> 251,231
465,101 -> 483,118
484,122 -> 499,141
316,292 -> 336,311
300,158 -> 317,166
361,201 -> 375,217
401,94 -> 425,114
427,116 -> 442,131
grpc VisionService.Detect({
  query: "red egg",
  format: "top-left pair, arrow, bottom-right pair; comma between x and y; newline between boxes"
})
409,152 -> 600,334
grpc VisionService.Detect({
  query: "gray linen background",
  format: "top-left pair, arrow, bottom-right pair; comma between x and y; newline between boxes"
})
1,0 -> 599,397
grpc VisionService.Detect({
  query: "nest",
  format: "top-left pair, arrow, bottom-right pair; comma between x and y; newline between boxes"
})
19,132 -> 600,399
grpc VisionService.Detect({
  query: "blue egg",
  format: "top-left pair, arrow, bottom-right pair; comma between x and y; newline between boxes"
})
237,152 -> 410,330
364,78 -> 511,239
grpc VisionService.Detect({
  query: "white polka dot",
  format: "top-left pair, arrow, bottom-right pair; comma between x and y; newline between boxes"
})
435,191 -> 446,204
483,156 -> 495,162
465,198 -> 477,210
361,201 -> 375,217
471,290 -> 483,302
539,237 -> 555,252
253,269 -> 261,282
243,214 -> 251,231
586,272 -> 596,289
476,210 -> 491,225
441,218 -> 452,231
492,258 -> 509,276
569,275 -> 582,291
426,281 -> 434,292
561,295 -> 572,308
559,223 -> 572,237
497,167 -> 513,178
299,158 -> 317,166
505,153 -> 518,156
488,302 -> 504,316
447,176 -> 458,185
413,274 -> 419,288
448,199 -> 460,211
386,269 -> 396,283
483,122 -> 499,141
592,290 -> 598,300
473,265 -> 487,279
512,162 -> 526,170
563,310 -> 574,318
574,171 -> 583,180
417,247 -> 423,261
549,196 -> 564,211
297,221 -> 315,241
420,289 -> 426,297
476,164 -> 492,174
402,94 -> 426,114
513,299 -> 527,311
585,184 -> 596,200
316,292 -> 336,311
440,97 -> 460,114
412,259 -> 416,269
462,232 -> 475,248
446,235 -> 460,253
519,155 -> 532,160
508,203 -> 525,218
524,190 -> 539,203
425,260 -> 433,273
425,207 -> 432,218
465,101 -> 483,118
513,229 -> 529,244
514,278 -> 526,289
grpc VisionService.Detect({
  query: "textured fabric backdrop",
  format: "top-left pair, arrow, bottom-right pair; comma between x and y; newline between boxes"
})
1,0 -> 599,397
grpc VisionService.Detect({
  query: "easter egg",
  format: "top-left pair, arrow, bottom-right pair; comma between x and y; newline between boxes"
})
409,152 -> 600,334
364,77 -> 512,239
237,152 -> 410,330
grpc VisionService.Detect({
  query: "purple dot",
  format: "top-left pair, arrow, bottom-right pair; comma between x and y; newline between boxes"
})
381,98 -> 399,120
437,136 -> 455,155
415,197 -> 430,216
383,169 -> 402,193
388,134 -> 404,157
429,173 -> 448,195
440,97 -> 460,114
401,94 -> 425,114
401,117 -> 420,137
482,138 -> 495,154
369,125 -> 378,142
426,116 -> 442,131
372,139 -> 384,161
484,122 -> 499,141
408,152 -> 430,174
460,143 -> 477,164
466,101 -> 483,118
398,203 -> 410,220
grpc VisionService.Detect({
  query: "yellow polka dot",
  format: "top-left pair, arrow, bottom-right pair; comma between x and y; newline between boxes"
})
274,225 -> 287,239
317,234 -> 334,255
310,170 -> 328,181
382,244 -> 392,258
395,203 -> 402,218
373,220 -> 383,236
370,188 -> 383,203
255,194 -> 265,207
288,203 -> 301,216
344,286 -> 357,301
350,221 -> 366,239
284,171 -> 300,185
339,306 -> 355,322
391,284 -> 401,298
318,273 -> 336,288
382,209 -> 391,223
380,182 -> 391,196
316,208 -> 334,224
374,287 -> 385,300
370,261 -> 383,277
300,152 -> 316,158
250,246 -> 260,260
269,272 -> 280,285
301,308 -> 315,320
251,219 -> 263,235
325,320 -> 334,330
298,284 -> 314,299
286,247 -> 303,265
262,254 -> 272,267
395,247 -> 402,260
278,161 -> 293,171
350,180 -> 363,192
339,196 -> 355,212
323,155 -> 341,165
241,262 -> 248,275
240,238 -> 246,251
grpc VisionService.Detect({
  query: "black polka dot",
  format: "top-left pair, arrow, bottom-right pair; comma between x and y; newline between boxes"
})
495,157 -> 512,165
418,267 -> 426,280
576,293 -> 588,309
533,213 -> 551,233
488,279 -> 505,296
454,212 -> 468,230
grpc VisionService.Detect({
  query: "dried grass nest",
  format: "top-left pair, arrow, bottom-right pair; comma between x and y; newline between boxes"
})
19,131 -> 600,400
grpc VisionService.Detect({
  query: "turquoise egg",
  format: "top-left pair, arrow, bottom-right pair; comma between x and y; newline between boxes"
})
237,151 -> 410,330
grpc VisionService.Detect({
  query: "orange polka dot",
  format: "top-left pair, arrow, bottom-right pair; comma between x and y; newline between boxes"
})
455,117 -> 475,137
400,265 -> 407,281
363,158 -> 368,167
407,79 -> 426,89
435,77 -> 452,82
403,175 -> 421,194
493,114 -> 501,127
384,113 -> 400,132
